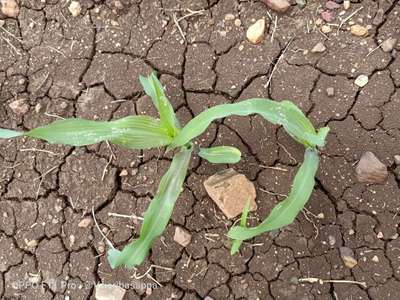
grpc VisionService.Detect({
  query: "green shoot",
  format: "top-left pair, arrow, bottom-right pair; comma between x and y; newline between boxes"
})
230,199 -> 251,255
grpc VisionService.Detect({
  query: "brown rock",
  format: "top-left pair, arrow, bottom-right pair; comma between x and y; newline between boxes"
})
9,99 -> 29,115
173,226 -> 191,247
204,169 -> 257,219
339,247 -> 357,268
0,0 -> 19,18
350,24 -> 369,37
355,151 -> 388,184
246,19 -> 266,44
95,284 -> 126,300
261,0 -> 290,13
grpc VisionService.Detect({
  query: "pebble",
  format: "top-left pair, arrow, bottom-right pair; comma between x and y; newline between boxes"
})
315,18 -> 323,26
339,247 -> 358,268
351,24 -> 369,37
343,0 -> 350,10
328,235 -> 336,246
326,87 -> 335,97
373,9 -> 384,26
261,0 -> 291,13
119,169 -> 128,177
204,168 -> 257,219
0,19 -> 4,27
0,0 -> 19,18
224,13 -> 235,21
9,99 -> 29,116
394,155 -> 400,165
311,42 -> 326,53
321,10 -> 335,22
377,231 -> 384,239
246,19 -> 266,44
321,25 -> 332,34
354,74 -> 369,87
78,218 -> 92,228
355,151 -> 388,184
234,19 -> 241,27
381,38 -> 397,53
68,1 -> 82,17
173,226 -> 192,247
326,1 -> 341,9
372,255 -> 379,262
95,284 -> 126,300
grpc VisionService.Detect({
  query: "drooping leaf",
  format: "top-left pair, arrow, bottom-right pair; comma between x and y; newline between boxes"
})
24,116 -> 173,149
230,199 -> 251,255
228,149 -> 319,241
198,146 -> 241,164
108,146 -> 193,268
169,98 -> 329,150
0,128 -> 24,138
139,72 -> 180,136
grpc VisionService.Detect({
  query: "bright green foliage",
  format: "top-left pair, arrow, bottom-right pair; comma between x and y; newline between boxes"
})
198,146 -> 241,164
228,149 -> 319,240
108,146 -> 192,268
230,199 -> 251,255
0,72 -> 329,269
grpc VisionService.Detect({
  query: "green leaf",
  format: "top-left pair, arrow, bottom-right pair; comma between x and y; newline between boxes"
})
139,72 -> 180,136
228,149 -> 319,241
230,199 -> 251,255
198,146 -> 241,164
24,116 -> 173,149
0,128 -> 24,138
169,98 -> 326,150
108,146 -> 193,268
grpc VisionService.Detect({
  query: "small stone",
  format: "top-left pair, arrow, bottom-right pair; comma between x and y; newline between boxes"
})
119,169 -> 128,177
0,20 -> 4,27
246,19 -> 266,44
261,0 -> 291,13
234,19 -> 242,27
381,38 -> 397,53
224,13 -> 235,21
373,9 -> 384,26
328,235 -> 336,246
95,284 -> 126,300
326,87 -> 335,97
78,218 -> 92,228
321,10 -> 335,22
355,151 -> 388,184
311,42 -> 326,53
394,155 -> 400,165
326,1 -> 341,9
25,239 -> 38,248
204,297 -> 214,300
173,226 -> 192,247
321,25 -> 332,34
350,24 -> 369,37
296,0 -> 306,8
343,0 -> 350,10
354,74 -> 369,87
68,1 -> 81,17
204,169 -> 257,219
9,99 -> 29,116
371,255 -> 379,262
339,247 -> 358,268
0,0 -> 19,18
316,212 -> 325,219
377,231 -> 384,239
315,18 -> 323,26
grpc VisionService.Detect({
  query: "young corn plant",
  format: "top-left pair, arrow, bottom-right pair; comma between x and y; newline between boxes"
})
0,72 -> 329,269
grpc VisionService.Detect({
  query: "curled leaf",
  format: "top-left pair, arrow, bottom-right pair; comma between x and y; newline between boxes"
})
198,146 -> 241,164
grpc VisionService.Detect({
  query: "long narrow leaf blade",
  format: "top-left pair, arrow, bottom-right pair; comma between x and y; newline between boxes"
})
169,98 -> 329,149
140,72 -> 180,136
228,149 -> 319,241
230,200 -> 251,255
198,146 -> 241,164
24,116 -> 173,149
108,146 -> 193,268
0,128 -> 24,138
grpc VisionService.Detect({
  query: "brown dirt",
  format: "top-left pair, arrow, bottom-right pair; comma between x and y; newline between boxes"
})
1,0 -> 400,299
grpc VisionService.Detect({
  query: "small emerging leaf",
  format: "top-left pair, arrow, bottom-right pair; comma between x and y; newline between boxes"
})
108,146 -> 193,268
228,149 -> 319,241
24,116 -> 173,149
139,72 -> 180,136
230,200 -> 251,255
198,146 -> 241,164
0,128 -> 24,138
